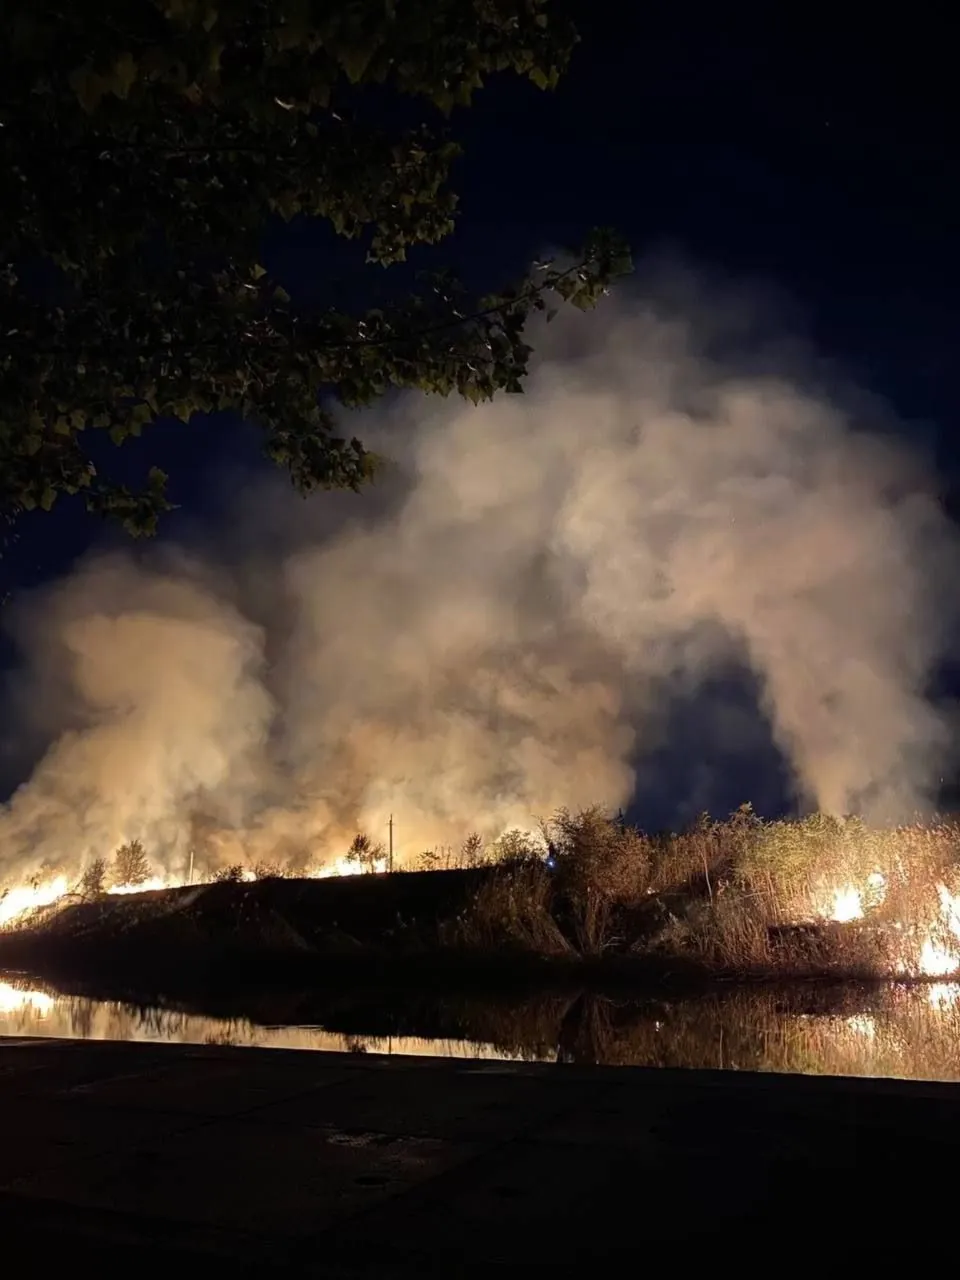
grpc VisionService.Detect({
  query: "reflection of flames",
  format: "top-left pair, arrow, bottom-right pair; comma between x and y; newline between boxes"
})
928,982 -> 960,1010
0,980 -> 54,1016
844,1013 -> 876,1039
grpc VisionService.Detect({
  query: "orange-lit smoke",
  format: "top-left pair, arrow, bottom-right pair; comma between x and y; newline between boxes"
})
1,265 -> 957,891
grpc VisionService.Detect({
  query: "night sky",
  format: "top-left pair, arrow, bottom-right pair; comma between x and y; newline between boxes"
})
2,9 -> 956,824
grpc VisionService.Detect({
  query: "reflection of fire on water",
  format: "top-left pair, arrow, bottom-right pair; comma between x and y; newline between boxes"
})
0,980 -> 54,1016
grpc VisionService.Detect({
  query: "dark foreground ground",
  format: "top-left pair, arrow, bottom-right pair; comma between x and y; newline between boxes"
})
1,1038 -> 957,1273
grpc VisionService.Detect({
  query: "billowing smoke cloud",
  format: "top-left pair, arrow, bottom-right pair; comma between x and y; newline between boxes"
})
1,266 -> 957,884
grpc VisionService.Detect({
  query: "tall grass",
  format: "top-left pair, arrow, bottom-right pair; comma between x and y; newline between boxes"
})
454,806 -> 960,977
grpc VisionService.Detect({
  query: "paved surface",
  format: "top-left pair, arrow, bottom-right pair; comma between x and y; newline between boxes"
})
1,1036 -> 957,1273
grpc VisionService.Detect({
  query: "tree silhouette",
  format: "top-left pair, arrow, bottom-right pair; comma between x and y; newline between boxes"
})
346,832 -> 385,874
79,856 -> 108,900
112,839 -> 151,887
0,0 -> 630,535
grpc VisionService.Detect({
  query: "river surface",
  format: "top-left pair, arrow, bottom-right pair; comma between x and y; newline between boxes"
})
3,971 -> 960,1080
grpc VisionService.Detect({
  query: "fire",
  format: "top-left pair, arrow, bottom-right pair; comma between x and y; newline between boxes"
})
107,876 -> 178,896
0,855 -> 370,930
0,876 -> 69,927
829,886 -> 864,923
918,938 -> 959,978
916,883 -> 960,978
315,856 -> 366,879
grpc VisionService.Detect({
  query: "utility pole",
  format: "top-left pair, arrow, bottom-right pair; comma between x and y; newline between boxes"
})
188,848 -> 195,886
388,814 -> 394,874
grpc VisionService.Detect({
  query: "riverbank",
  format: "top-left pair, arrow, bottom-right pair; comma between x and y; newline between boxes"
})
1,1034 -> 956,1269
0,859 -> 949,992
4,809 -> 960,986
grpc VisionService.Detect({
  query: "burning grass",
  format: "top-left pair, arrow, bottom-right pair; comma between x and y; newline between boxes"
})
3,807 -> 960,984
454,807 -> 960,981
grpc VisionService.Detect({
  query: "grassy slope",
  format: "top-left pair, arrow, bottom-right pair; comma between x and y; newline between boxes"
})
4,809 -> 958,988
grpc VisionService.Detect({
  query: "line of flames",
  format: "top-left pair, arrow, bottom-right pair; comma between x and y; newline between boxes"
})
4,860 -> 960,980
0,855 -> 368,929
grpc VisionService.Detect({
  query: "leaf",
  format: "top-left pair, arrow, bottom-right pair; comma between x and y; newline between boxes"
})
1,0 -> 614,542
67,63 -> 107,112
338,43 -> 376,83
109,53 -> 138,100
128,403 -> 153,435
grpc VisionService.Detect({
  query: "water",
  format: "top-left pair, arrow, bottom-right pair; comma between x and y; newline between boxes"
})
0,977 -> 522,1062
4,972 -> 960,1080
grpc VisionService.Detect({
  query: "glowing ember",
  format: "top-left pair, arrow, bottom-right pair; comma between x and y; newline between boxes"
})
0,980 -> 54,1016
0,876 -> 69,927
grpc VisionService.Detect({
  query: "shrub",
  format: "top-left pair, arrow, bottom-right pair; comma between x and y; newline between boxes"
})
488,828 -> 544,865
251,860 -> 286,880
214,864 -> 245,883
544,807 -> 652,954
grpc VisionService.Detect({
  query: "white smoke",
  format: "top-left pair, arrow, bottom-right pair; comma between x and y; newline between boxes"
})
1,268 -> 957,883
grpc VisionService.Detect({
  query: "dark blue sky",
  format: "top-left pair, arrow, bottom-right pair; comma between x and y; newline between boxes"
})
2,8 -> 957,822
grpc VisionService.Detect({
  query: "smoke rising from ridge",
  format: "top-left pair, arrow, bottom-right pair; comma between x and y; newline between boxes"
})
1,270 -> 957,884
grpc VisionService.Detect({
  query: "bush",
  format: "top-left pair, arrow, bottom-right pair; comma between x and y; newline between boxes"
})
454,860 -> 571,956
214,864 -> 245,883
544,807 -> 652,954
250,861 -> 287,880
488,828 -> 544,865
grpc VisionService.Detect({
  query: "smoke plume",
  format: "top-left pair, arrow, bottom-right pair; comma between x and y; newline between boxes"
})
1,267 -> 957,884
